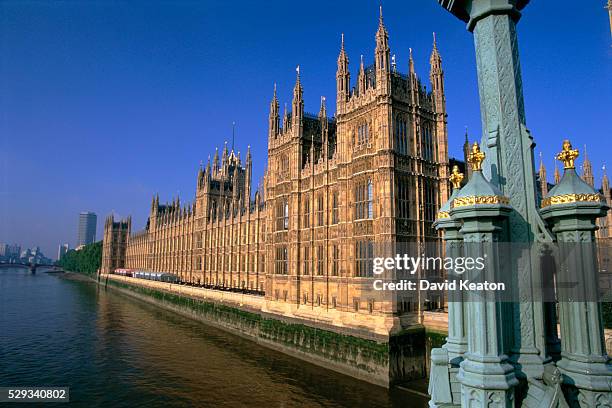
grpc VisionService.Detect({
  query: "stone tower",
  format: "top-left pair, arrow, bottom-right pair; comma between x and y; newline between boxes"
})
581,145 -> 595,187
263,8 -> 449,331
101,215 -> 131,274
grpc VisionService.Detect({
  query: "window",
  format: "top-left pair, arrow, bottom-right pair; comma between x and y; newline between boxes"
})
332,244 -> 339,276
279,154 -> 290,179
396,175 -> 411,220
423,179 -> 437,223
210,200 -> 217,221
276,199 -> 289,231
316,194 -> 324,226
356,123 -> 370,147
395,116 -> 409,155
275,246 -> 288,275
421,124 -> 436,161
331,191 -> 339,224
354,179 -> 373,220
303,246 -> 310,276
355,240 -> 374,277
316,245 -> 324,276
303,196 -> 310,228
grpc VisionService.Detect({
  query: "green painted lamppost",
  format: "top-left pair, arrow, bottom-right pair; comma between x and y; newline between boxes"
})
451,143 -> 518,407
429,165 -> 467,408
540,140 -> 612,406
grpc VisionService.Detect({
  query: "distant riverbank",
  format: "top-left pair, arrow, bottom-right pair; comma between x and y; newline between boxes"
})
55,270 -> 96,283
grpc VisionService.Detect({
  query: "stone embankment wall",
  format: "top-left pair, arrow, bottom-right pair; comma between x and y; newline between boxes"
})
100,274 -> 426,388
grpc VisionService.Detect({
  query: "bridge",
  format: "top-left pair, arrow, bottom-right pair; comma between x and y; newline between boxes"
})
0,262 -> 59,273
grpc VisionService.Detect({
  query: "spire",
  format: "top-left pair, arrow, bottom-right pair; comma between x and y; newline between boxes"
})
283,102 -> 289,129
376,4 -> 388,39
213,147 -> 219,172
319,96 -> 327,118
430,32 -> 442,69
375,3 -> 390,86
197,160 -> 203,188
222,141 -> 229,167
554,157 -> 561,184
292,65 -> 303,122
462,127 -> 472,180
538,152 -> 548,197
582,144 -> 594,187
336,33 -> 350,105
358,54 -> 366,95
602,165 -> 610,201
269,83 -> 280,138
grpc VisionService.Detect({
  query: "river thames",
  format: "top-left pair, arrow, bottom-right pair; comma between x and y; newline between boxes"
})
0,268 -> 427,407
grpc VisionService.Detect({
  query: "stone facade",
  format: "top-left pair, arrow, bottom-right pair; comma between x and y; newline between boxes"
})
102,11 -> 450,336
101,215 -> 130,274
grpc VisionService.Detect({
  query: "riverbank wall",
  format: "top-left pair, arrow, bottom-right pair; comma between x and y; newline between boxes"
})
99,273 -> 427,388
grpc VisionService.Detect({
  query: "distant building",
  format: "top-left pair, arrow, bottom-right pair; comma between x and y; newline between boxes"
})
0,244 -> 21,262
77,212 -> 97,246
57,243 -> 69,260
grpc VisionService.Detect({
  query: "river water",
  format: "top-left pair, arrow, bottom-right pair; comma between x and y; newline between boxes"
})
0,268 -> 427,407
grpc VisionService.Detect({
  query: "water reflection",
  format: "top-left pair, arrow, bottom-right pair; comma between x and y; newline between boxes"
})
0,269 -> 427,407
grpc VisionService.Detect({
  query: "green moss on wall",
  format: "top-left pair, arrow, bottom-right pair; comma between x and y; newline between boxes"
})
106,279 -> 390,369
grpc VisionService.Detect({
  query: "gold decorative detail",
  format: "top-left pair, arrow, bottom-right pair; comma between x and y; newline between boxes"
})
541,193 -> 603,208
437,211 -> 450,219
449,165 -> 464,189
556,140 -> 579,170
452,195 -> 510,209
467,142 -> 485,172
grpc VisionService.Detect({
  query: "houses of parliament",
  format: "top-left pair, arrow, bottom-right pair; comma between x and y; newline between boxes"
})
102,10 -> 451,335
102,9 -> 612,336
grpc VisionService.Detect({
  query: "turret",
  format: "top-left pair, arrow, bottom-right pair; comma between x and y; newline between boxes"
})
245,145 -> 253,203
269,83 -> 280,139
429,33 -> 445,114
374,6 -> 391,94
358,55 -> 366,95
197,162 -> 204,189
538,152 -> 548,198
213,147 -> 219,173
409,48 -> 419,104
222,141 -> 229,170
292,66 -> 303,133
462,128 -> 472,180
581,144 -> 594,187
205,155 -> 211,179
282,102 -> 289,130
336,34 -> 350,111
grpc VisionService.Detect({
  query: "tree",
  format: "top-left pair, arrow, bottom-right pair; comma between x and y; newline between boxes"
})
56,241 -> 102,276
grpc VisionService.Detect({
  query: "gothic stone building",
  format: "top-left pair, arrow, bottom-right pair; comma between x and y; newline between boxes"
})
102,13 -> 450,335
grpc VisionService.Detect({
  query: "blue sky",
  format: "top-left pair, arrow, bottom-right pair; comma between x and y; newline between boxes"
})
1,0 -> 611,258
